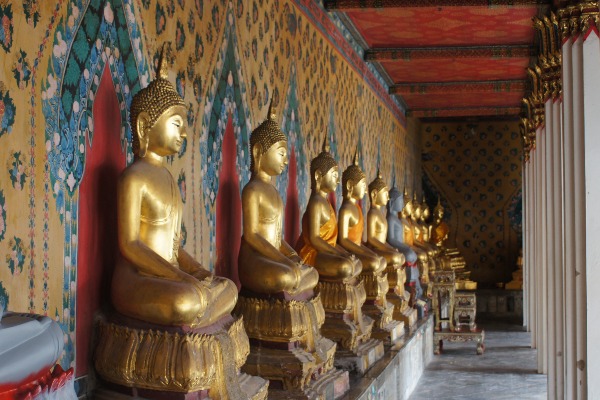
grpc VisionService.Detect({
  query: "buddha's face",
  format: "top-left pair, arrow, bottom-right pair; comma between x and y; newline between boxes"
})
390,195 -> 403,213
146,105 -> 187,156
320,166 -> 339,193
414,206 -> 422,220
435,209 -> 444,221
374,188 -> 389,207
423,207 -> 430,221
351,178 -> 366,200
403,201 -> 413,217
259,140 -> 288,176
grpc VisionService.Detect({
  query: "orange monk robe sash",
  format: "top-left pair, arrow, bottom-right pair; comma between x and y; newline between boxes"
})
347,203 -> 364,245
432,221 -> 449,245
403,220 -> 415,246
297,203 -> 338,266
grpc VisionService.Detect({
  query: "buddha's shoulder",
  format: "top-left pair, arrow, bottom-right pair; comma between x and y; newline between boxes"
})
242,179 -> 268,198
119,162 -> 159,184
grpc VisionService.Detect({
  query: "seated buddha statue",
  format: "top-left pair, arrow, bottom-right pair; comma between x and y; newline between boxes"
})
431,197 -> 450,248
338,154 -> 403,345
95,48 -> 267,399
365,172 -> 405,270
386,187 -> 423,302
296,136 -> 361,281
337,153 -> 386,276
366,174 -> 417,329
234,103 -> 344,395
296,137 -> 378,363
415,197 -> 442,275
408,193 -> 434,288
420,197 -> 449,271
430,198 -> 476,290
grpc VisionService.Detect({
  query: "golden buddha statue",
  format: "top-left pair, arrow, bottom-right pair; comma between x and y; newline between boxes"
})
338,154 -> 402,346
234,103 -> 347,396
401,190 -> 430,289
296,138 -> 382,371
366,174 -> 417,329
95,47 -> 267,399
418,197 -> 445,274
430,198 -> 476,290
296,137 -> 361,281
431,197 -> 450,248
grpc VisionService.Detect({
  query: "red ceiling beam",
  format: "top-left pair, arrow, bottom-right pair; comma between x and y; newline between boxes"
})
325,0 -> 550,11
390,80 -> 527,95
408,107 -> 521,118
365,45 -> 535,62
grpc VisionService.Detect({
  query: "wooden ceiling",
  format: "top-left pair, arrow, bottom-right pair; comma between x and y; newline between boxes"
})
326,0 -> 552,119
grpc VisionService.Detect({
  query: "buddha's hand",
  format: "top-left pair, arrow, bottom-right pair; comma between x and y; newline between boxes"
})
191,267 -> 214,282
290,261 -> 310,291
289,252 -> 302,264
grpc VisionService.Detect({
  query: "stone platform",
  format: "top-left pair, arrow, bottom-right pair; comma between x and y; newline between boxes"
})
341,315 -> 434,400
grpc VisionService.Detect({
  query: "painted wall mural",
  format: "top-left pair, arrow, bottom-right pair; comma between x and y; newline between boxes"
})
0,0 -> 419,378
421,120 -> 522,285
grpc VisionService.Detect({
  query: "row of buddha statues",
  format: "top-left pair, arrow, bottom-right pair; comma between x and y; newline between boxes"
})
89,51 -> 466,399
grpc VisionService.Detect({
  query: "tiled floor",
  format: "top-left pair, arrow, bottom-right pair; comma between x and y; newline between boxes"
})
409,321 -> 547,400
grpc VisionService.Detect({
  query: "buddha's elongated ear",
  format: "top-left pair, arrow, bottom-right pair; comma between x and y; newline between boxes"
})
135,111 -> 152,157
314,170 -> 323,185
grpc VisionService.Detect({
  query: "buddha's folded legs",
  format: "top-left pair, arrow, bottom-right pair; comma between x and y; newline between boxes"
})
238,240 -> 319,295
314,252 -> 361,282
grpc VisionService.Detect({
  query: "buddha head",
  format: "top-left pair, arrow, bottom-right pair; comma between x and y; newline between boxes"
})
421,198 -> 431,223
433,197 -> 444,224
401,187 -> 413,219
388,187 -> 404,214
130,45 -> 187,158
311,135 -> 339,193
250,100 -> 288,177
342,149 -> 366,200
412,193 -> 421,222
368,170 -> 389,208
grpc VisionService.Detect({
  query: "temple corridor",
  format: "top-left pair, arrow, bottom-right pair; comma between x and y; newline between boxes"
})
410,320 -> 546,400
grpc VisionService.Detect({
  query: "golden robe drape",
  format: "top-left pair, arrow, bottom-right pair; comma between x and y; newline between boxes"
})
297,203 -> 338,266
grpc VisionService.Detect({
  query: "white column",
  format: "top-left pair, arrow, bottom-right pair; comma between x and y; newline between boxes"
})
562,34 -> 576,400
537,124 -> 547,374
530,150 -> 537,344
523,158 -> 528,330
545,99 -> 556,395
552,97 -> 564,398
527,154 -> 534,336
583,29 -> 600,400
572,33 -> 586,400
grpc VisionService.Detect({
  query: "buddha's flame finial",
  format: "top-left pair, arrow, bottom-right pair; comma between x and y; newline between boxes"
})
157,43 -> 169,80
353,148 -> 359,166
322,131 -> 330,153
267,98 -> 276,121
377,168 -> 382,179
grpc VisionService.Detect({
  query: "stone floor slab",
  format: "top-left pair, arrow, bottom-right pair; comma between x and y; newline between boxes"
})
409,320 -> 546,400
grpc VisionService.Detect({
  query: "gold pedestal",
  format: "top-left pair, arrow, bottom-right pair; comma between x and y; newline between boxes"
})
234,291 -> 348,398
94,314 -> 268,400
386,264 -> 417,329
316,279 -> 384,373
360,271 -> 404,345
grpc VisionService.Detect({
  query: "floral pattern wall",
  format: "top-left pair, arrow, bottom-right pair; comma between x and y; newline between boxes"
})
0,0 -> 419,375
421,120 -> 522,285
